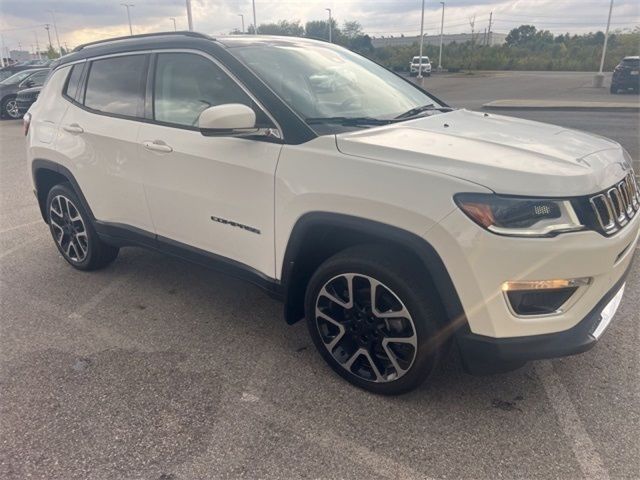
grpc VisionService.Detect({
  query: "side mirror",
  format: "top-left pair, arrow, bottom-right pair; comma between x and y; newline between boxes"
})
198,104 -> 257,137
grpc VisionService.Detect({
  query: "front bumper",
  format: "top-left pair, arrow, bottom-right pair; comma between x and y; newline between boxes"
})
455,259 -> 633,374
429,206 -> 639,338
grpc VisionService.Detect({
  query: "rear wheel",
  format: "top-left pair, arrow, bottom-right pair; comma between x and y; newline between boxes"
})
305,245 -> 447,395
46,183 -> 119,270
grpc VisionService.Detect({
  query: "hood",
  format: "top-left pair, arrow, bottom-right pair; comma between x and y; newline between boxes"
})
17,86 -> 42,95
0,83 -> 18,94
336,109 -> 629,197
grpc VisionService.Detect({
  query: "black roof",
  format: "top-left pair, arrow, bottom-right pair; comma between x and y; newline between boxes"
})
54,31 -> 330,69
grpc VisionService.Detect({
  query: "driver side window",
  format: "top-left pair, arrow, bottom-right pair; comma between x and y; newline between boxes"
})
153,52 -> 253,128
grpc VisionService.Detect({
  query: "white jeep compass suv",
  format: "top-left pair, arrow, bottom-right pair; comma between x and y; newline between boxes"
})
25,33 -> 639,394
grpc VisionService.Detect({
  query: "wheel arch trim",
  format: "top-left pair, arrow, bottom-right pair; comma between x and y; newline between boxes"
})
280,212 -> 467,329
32,159 -> 96,223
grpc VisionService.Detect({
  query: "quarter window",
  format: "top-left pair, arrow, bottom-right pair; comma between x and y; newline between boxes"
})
84,55 -> 147,117
64,64 -> 84,101
153,53 -> 253,127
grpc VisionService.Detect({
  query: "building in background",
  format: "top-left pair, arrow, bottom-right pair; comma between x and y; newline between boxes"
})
9,50 -> 32,62
371,32 -> 507,48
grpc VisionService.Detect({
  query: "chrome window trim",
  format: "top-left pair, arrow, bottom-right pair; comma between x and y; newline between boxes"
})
52,48 -> 283,140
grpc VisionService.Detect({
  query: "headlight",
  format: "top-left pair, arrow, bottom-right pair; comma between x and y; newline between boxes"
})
455,193 -> 584,237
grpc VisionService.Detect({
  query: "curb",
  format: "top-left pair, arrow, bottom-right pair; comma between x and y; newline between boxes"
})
482,100 -> 639,112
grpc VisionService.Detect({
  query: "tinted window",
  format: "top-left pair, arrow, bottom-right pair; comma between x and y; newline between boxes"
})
622,58 -> 639,67
153,53 -> 252,127
84,55 -> 146,117
0,70 -> 35,85
25,70 -> 49,87
64,64 -> 84,100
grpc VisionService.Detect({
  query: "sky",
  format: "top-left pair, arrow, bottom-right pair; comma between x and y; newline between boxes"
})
0,0 -> 638,53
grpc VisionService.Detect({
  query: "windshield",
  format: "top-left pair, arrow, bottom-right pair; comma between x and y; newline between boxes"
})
0,70 -> 36,85
412,57 -> 429,63
231,42 -> 441,126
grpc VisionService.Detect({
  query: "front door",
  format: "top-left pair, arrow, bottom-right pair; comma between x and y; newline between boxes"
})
138,51 -> 283,277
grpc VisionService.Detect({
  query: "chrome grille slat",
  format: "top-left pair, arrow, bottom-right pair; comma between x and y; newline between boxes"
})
589,172 -> 640,235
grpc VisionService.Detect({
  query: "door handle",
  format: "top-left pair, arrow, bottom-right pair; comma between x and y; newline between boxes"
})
143,140 -> 173,153
63,123 -> 84,134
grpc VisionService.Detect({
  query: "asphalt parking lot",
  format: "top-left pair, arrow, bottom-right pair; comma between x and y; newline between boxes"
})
1,73 -> 639,479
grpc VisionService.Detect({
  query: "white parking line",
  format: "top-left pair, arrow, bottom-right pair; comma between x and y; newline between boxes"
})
0,237 -> 40,260
238,350 -> 432,480
0,219 -> 42,234
535,361 -> 610,480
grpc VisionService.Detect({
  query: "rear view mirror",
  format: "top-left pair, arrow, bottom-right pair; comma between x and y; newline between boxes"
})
198,104 -> 257,136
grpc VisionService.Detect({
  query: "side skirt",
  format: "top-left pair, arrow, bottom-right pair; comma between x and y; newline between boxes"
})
94,221 -> 284,300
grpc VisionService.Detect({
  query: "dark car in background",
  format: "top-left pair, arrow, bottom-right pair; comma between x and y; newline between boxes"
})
0,64 -> 36,82
16,86 -> 42,117
611,56 -> 640,94
0,60 -> 51,81
0,68 -> 49,119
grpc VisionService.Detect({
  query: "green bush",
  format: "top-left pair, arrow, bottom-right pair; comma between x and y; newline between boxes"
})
365,26 -> 639,72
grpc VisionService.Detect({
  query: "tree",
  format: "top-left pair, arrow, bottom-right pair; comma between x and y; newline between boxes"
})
257,20 -> 304,36
505,25 -> 537,47
305,19 -> 339,41
342,20 -> 363,39
45,45 -> 59,59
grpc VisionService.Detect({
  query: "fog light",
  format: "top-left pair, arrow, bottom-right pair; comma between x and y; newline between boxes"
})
502,278 -> 591,316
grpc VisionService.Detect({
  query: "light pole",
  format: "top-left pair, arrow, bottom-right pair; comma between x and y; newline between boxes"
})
121,3 -> 134,36
170,17 -> 177,31
34,31 -> 41,60
48,9 -> 62,56
594,0 -> 614,87
0,35 -> 5,68
238,14 -> 245,33
417,0 -> 425,80
186,0 -> 194,31
252,0 -> 257,34
44,24 -> 53,51
438,1 -> 445,71
325,8 -> 332,43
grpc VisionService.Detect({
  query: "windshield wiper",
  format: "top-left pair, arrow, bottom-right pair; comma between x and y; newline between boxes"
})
305,116 -> 394,126
394,104 -> 453,119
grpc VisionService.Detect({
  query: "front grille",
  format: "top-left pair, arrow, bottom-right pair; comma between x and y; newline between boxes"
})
589,172 -> 640,235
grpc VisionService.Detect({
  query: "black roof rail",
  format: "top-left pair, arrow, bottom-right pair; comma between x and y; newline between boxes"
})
73,31 -> 213,52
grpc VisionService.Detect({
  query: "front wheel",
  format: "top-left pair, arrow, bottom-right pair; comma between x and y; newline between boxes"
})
305,245 -> 447,395
1,96 -> 20,119
46,183 -> 119,270
610,84 -> 618,94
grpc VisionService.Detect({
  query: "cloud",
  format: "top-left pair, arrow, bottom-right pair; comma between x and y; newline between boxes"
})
0,0 -> 638,52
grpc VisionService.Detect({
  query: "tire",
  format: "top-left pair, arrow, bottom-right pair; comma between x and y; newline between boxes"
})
46,183 -> 119,270
1,95 -> 20,119
610,84 -> 618,94
305,245 -> 448,395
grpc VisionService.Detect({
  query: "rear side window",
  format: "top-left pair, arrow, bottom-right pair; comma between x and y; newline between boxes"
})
64,64 -> 84,101
153,52 -> 252,127
84,55 -> 147,117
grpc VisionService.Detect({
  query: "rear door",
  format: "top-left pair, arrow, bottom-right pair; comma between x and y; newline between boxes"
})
137,51 -> 283,277
57,53 -> 155,233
